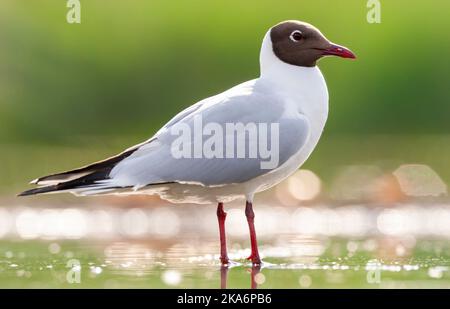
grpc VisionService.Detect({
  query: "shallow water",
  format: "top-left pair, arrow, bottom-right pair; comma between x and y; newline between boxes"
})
1,234 -> 450,288
1,203 -> 450,288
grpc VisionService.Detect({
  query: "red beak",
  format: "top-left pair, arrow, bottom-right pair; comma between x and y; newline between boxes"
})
322,43 -> 356,59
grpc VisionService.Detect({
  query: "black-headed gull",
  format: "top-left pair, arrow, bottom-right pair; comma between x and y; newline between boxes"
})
20,20 -> 355,266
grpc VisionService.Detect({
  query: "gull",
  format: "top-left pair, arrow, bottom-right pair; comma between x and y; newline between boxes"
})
19,20 -> 355,266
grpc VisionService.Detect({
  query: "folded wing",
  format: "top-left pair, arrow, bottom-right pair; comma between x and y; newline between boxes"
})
109,87 -> 310,188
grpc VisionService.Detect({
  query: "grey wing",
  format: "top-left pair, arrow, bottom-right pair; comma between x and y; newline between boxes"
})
109,92 -> 310,187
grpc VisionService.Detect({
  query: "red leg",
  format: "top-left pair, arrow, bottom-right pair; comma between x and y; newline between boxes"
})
217,202 -> 229,265
245,201 -> 262,265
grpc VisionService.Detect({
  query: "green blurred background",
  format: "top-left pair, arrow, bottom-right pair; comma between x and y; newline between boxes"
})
0,0 -> 449,195
1,0 -> 450,289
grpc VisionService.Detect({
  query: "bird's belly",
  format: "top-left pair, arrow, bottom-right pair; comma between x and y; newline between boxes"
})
134,182 -> 246,204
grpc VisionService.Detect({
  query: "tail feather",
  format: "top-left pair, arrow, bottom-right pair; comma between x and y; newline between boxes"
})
30,147 -> 139,186
18,169 -> 116,197
18,184 -> 66,196
18,147 -> 140,197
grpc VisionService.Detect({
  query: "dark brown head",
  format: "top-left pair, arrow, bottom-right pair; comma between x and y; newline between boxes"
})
270,20 -> 356,67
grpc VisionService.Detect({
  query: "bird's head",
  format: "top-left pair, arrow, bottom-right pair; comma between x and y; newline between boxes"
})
266,20 -> 356,68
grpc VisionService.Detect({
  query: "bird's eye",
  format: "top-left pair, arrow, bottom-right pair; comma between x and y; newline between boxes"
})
289,30 -> 303,42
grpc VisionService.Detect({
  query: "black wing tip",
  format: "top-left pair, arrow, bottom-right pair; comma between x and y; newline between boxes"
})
17,191 -> 32,197
18,189 -> 37,197
17,186 -> 56,197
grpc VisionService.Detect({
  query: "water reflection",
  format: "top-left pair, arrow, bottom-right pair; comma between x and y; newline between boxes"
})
78,234 -> 450,288
219,265 -> 261,289
2,202 -> 450,288
220,266 -> 228,289
1,234 -> 450,288
250,266 -> 261,289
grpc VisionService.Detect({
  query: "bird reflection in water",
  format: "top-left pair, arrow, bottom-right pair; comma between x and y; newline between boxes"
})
220,265 -> 262,289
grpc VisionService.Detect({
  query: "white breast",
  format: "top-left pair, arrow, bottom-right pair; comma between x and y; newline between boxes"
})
242,65 -> 329,200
